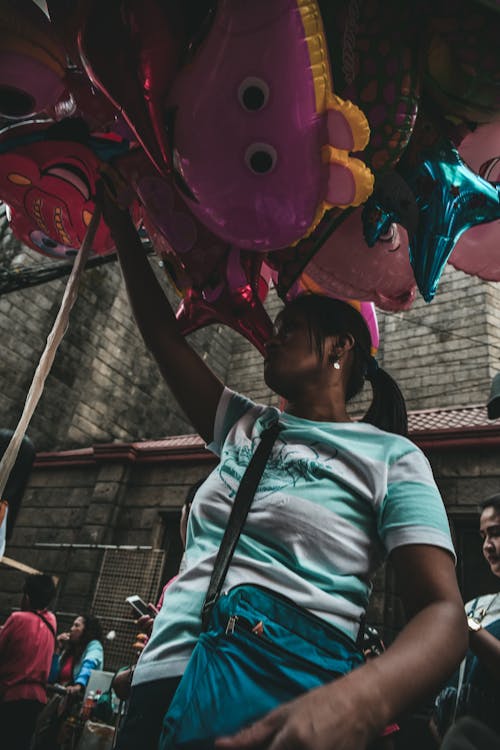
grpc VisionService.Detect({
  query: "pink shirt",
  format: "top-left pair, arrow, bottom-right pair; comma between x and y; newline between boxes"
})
0,610 -> 57,703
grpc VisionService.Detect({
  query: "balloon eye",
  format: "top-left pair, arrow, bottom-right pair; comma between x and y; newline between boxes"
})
238,78 -> 269,112
0,86 -> 35,119
245,143 -> 277,175
42,237 -> 58,249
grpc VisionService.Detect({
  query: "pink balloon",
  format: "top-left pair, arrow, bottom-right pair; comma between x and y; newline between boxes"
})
0,0 -> 66,120
117,149 -> 273,352
176,248 -> 273,355
449,123 -> 500,281
78,0 -> 184,175
167,0 -> 373,251
293,209 -> 416,312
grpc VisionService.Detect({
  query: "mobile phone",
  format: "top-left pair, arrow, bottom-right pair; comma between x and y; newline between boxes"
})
125,595 -> 156,618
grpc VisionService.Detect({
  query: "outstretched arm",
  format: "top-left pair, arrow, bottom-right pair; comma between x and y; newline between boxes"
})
102,197 -> 224,443
216,545 -> 467,750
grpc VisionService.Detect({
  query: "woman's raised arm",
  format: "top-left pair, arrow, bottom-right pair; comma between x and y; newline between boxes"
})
101,195 -> 224,443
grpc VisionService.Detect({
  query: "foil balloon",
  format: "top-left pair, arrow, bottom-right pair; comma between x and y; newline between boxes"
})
116,149 -> 273,353
167,0 -> 374,251
425,0 -> 500,124
176,249 -> 273,356
450,122 -> 500,281
364,135 -> 500,302
0,120 -> 132,258
319,0 -> 421,173
286,206 -> 416,312
78,0 -> 185,175
0,0 -> 67,120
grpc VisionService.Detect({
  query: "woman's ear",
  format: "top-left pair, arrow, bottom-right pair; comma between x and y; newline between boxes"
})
327,333 -> 355,362
338,333 -> 355,353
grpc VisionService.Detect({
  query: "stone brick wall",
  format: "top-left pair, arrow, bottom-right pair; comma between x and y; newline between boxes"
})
0,237 -> 237,451
377,266 -> 499,411
0,452 -> 218,656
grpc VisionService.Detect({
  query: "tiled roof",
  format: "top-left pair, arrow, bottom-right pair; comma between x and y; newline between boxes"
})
35,404 -> 500,468
408,404 -> 500,434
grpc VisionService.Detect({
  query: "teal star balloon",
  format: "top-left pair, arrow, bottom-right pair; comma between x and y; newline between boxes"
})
363,138 -> 500,302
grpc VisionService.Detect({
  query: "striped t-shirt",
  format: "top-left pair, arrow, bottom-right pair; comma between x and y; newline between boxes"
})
133,388 -> 454,686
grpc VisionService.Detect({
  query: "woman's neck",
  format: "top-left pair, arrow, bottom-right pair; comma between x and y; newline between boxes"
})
284,395 -> 352,423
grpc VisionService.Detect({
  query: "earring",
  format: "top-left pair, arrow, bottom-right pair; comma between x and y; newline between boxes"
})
329,355 -> 341,370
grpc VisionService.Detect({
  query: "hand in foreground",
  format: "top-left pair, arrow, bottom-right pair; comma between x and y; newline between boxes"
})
215,681 -> 376,750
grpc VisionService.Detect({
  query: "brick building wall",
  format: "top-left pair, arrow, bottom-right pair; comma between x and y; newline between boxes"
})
377,266 -> 500,411
0,237 -> 237,451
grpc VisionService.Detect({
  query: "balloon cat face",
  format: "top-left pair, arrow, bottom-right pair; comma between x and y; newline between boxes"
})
0,126 -> 127,258
167,0 -> 373,252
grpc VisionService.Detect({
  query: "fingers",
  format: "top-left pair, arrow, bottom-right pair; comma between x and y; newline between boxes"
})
216,708 -> 286,749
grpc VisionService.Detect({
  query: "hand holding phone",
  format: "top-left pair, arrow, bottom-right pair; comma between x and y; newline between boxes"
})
125,595 -> 157,619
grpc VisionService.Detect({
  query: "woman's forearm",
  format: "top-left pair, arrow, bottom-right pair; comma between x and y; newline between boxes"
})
103,202 -> 224,441
335,599 -> 468,734
108,212 -> 182,353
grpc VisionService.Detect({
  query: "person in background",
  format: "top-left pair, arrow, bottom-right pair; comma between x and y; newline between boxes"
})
50,614 -> 104,696
141,477 -> 203,630
434,494 -> 500,739
102,194 -> 467,750
113,480 -> 202,701
0,573 -> 57,750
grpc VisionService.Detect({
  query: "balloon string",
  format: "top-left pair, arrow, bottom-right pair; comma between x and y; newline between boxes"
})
0,207 -> 101,508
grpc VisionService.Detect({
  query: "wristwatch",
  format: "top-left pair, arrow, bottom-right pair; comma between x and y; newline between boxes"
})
467,617 -> 482,633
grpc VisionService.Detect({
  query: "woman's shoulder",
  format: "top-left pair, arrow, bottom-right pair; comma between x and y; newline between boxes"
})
342,421 -> 423,463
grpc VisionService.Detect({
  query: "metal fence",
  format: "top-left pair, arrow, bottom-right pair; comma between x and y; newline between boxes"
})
91,548 -> 165,671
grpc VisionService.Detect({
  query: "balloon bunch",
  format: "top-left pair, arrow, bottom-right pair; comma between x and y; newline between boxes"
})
0,0 -> 498,354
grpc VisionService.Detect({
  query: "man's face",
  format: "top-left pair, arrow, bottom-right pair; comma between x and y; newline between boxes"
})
480,505 -> 500,578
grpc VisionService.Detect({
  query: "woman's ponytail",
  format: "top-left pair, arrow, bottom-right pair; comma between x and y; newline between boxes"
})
362,364 -> 408,436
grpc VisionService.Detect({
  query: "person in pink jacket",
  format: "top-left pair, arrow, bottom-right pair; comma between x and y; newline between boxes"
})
0,574 -> 57,750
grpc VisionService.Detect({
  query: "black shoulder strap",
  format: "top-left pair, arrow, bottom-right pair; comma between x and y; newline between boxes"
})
34,611 -> 57,642
201,421 -> 280,630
